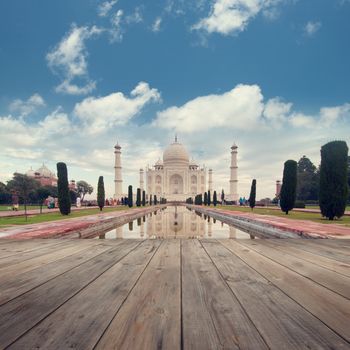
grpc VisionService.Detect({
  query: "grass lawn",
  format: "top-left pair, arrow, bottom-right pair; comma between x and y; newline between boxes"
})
0,205 -> 41,211
215,205 -> 350,226
0,206 -> 131,228
305,205 -> 350,211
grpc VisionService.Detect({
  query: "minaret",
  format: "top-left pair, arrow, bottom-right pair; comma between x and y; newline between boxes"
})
276,180 -> 282,198
229,143 -> 238,203
139,168 -> 144,192
114,143 -> 123,200
208,169 -> 213,192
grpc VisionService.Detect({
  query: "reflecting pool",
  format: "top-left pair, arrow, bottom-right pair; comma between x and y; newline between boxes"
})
100,206 -> 252,239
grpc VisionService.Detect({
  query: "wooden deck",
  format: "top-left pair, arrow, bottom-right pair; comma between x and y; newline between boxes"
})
0,238 -> 349,349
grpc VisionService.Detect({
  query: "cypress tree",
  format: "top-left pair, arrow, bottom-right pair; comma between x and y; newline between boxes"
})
199,193 -> 203,205
319,141 -> 349,220
213,191 -> 217,206
280,160 -> 297,214
142,190 -> 146,206
221,189 -> 225,204
136,188 -> 141,207
149,194 -> 152,205
204,192 -> 208,206
56,162 -> 71,215
128,185 -> 133,207
249,179 -> 256,210
154,195 -> 157,205
97,176 -> 105,211
208,190 -> 211,206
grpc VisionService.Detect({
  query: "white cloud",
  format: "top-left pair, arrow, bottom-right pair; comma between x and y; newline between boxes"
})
154,84 -> 264,132
74,82 -> 161,134
319,103 -> 350,126
304,21 -> 321,37
46,24 -> 103,95
192,0 -> 283,35
109,9 -> 124,42
263,97 -> 292,126
9,93 -> 45,116
152,17 -> 162,32
98,0 -> 118,17
126,7 -> 143,24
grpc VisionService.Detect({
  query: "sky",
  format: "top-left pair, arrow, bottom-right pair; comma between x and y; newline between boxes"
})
0,0 -> 350,200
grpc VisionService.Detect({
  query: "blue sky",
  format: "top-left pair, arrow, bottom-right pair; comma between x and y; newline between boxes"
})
0,0 -> 349,199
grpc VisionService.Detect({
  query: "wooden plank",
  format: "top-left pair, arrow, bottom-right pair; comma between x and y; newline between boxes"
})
181,239 -> 267,350
298,239 -> 350,254
8,240 -> 161,350
0,239 -> 71,258
0,239 -> 96,268
205,240 -> 350,349
0,243 -> 115,305
256,239 -> 350,278
95,240 -> 181,350
239,239 -> 350,299
220,239 -> 350,343
0,240 -> 141,348
0,241 -> 100,280
283,239 -> 350,264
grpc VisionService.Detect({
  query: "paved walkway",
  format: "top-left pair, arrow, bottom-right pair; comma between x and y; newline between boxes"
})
209,207 -> 350,239
0,207 -> 156,239
2,204 -> 350,239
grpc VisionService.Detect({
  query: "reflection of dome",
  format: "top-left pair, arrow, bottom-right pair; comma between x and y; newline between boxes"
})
163,140 -> 189,166
35,164 -> 55,177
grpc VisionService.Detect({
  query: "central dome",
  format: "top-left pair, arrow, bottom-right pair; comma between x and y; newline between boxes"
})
163,140 -> 189,166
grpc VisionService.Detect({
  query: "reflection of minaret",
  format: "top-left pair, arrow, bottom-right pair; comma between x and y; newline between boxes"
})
229,226 -> 236,239
208,218 -> 212,237
230,143 -> 238,203
114,143 -> 123,200
116,226 -> 123,238
140,168 -> 144,192
140,220 -> 144,238
208,169 -> 213,192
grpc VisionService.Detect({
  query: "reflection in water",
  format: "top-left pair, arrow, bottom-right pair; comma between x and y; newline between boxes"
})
102,206 -> 252,239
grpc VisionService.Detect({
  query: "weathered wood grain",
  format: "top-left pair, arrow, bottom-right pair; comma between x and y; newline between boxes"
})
0,239 -> 97,269
257,239 -> 350,278
95,240 -> 181,350
205,240 -> 350,349
8,240 -> 161,350
283,239 -> 350,264
221,239 -> 350,343
0,241 -> 101,280
0,240 -> 140,348
0,243 -> 115,305
239,239 -> 350,299
182,239 -> 267,350
0,239 -> 71,258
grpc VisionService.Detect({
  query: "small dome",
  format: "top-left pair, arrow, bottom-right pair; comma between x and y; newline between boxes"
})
26,167 -> 35,177
190,159 -> 198,167
163,140 -> 189,166
155,158 -> 163,166
36,164 -> 55,178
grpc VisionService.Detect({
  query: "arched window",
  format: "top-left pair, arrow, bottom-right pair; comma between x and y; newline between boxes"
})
191,175 -> 197,184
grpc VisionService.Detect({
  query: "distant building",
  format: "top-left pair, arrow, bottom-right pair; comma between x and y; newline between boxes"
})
26,164 -> 57,187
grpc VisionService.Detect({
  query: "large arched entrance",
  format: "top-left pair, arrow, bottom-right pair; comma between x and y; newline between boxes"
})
169,174 -> 184,194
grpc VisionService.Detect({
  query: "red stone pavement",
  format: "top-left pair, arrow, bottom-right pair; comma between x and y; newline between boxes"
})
0,207 -> 152,239
1,205 -> 350,239
206,207 -> 350,239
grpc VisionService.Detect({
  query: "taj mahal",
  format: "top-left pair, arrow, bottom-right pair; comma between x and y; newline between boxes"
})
114,137 -> 239,202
